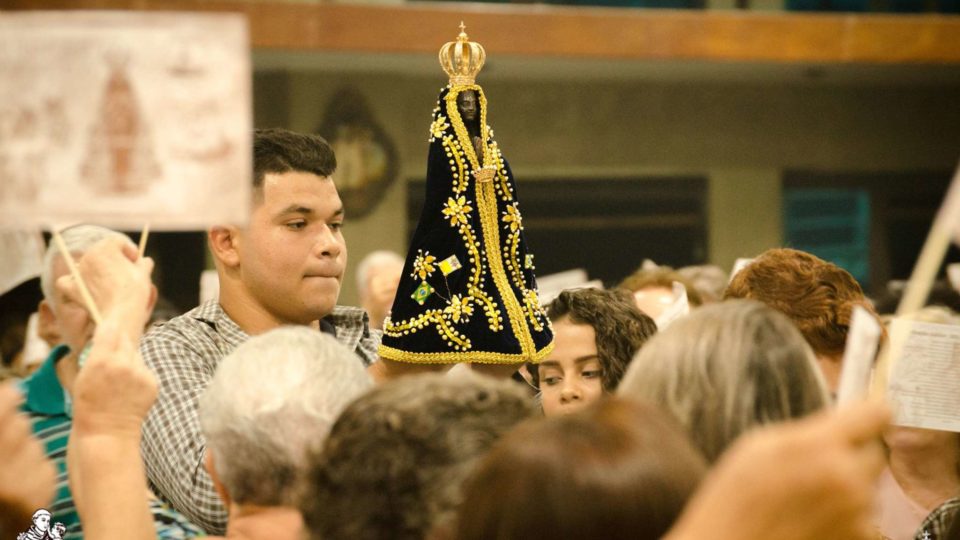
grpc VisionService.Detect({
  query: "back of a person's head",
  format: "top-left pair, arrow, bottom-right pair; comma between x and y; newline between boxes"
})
455,398 -> 707,540
198,326 -> 372,507
302,372 -> 534,540
541,288 -> 657,391
618,299 -> 829,462
40,224 -> 129,302
618,267 -> 704,307
677,265 -> 728,304
253,128 -> 337,188
724,248 -> 871,358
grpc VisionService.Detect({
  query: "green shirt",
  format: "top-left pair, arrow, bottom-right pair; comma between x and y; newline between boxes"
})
20,345 -> 79,539
19,345 -> 205,539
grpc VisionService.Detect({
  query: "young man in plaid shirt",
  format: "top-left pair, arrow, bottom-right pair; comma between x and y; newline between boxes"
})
140,129 -> 380,534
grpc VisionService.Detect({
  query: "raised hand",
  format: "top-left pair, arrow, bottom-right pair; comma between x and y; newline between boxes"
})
666,400 -> 890,540
55,236 -> 155,341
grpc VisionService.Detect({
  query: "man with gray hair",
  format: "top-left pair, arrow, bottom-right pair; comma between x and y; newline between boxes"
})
37,225 -> 132,362
19,226 -> 201,538
20,224 -> 140,537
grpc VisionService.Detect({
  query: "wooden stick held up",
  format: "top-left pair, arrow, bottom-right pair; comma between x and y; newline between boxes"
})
51,229 -> 103,326
873,160 -> 960,395
138,223 -> 150,260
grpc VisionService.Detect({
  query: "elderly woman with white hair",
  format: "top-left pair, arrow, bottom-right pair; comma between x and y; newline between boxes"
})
199,326 -> 374,520
617,299 -> 830,463
77,324 -> 372,540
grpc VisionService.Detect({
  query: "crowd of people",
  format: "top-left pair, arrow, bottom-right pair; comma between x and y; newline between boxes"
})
1,127 -> 958,540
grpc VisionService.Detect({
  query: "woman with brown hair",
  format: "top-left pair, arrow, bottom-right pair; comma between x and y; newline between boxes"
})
455,398 -> 707,540
531,288 -> 657,417
724,247 -> 879,394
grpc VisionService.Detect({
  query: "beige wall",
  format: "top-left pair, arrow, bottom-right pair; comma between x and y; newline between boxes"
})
254,69 -> 960,305
709,168 -> 783,271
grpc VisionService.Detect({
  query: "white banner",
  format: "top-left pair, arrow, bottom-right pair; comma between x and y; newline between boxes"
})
0,12 -> 252,230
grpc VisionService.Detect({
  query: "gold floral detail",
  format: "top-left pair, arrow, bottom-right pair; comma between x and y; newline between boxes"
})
412,250 -> 436,279
442,196 -> 473,227
444,294 -> 474,323
525,288 -> 540,308
502,204 -> 522,232
430,115 -> 450,140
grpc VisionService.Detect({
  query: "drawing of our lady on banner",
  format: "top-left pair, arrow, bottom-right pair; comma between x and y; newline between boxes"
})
80,55 -> 161,195
0,12 -> 252,230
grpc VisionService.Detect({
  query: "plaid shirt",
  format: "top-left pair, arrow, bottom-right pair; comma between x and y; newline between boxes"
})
140,300 -> 380,534
915,497 -> 960,540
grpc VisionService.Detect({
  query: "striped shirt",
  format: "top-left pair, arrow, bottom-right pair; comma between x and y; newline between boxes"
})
20,346 -> 205,539
20,346 -> 80,539
139,300 -> 380,534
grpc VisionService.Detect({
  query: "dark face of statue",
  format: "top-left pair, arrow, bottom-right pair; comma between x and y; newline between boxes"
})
457,90 -> 478,123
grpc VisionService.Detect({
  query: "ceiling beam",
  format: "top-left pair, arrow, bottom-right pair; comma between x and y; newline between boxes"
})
3,0 -> 960,63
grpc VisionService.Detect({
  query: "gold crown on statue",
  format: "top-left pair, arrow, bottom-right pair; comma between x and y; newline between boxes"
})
439,22 -> 486,86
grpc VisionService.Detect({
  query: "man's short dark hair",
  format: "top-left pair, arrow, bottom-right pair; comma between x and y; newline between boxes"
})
253,128 -> 337,188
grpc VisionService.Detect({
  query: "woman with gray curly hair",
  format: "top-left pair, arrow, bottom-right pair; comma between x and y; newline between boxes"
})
301,371 -> 534,540
618,299 -> 829,463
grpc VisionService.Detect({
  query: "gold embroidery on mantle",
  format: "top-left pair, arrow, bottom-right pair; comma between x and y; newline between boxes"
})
381,85 -> 550,364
